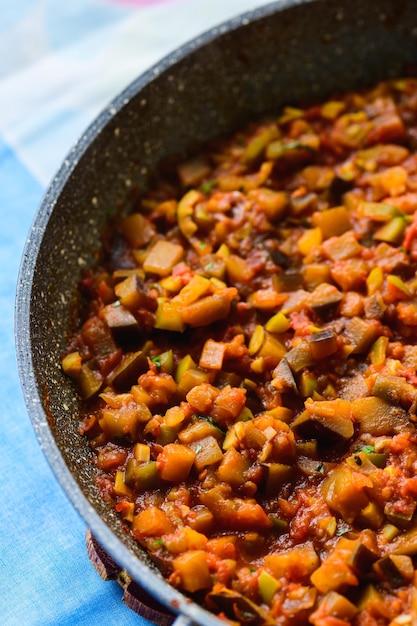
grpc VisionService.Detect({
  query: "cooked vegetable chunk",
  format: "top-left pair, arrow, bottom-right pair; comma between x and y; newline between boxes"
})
63,77 -> 417,625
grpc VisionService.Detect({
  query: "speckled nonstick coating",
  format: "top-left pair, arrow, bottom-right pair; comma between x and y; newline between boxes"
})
15,0 -> 417,623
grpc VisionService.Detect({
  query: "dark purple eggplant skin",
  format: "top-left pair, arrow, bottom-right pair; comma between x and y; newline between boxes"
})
15,1 -> 417,624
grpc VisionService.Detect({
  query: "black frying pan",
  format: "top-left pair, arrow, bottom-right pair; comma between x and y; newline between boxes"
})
15,0 -> 417,623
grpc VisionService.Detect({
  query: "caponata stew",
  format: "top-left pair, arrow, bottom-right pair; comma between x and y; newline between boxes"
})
63,78 -> 417,625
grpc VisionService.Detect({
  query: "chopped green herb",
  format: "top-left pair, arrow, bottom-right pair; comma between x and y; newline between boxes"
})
201,179 -> 216,194
204,262 -> 214,271
361,444 -> 375,454
316,461 -> 325,474
195,444 -> 202,454
150,355 -> 161,368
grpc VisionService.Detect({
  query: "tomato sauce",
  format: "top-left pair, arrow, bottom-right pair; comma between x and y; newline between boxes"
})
63,78 -> 417,625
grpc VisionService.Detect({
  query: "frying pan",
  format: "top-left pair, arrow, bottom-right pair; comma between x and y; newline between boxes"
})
15,0 -> 417,623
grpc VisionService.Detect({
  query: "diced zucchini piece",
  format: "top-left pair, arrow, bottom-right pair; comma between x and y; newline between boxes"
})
371,374 -> 417,409
258,570 -> 281,604
125,459 -> 158,492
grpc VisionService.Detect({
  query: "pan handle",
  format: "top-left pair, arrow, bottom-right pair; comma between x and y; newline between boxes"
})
86,530 -> 179,624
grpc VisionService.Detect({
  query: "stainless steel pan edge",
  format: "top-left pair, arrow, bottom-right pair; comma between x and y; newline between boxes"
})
15,0 -> 417,623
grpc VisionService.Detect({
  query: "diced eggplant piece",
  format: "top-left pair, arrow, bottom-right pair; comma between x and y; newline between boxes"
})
345,540 -> 379,575
77,364 -> 103,399
82,315 -> 118,356
308,283 -> 343,318
295,440 -> 318,458
290,191 -> 318,214
271,357 -> 298,393
384,501 -> 416,529
307,328 -> 338,359
275,270 -> 304,292
343,317 -> 380,354
328,175 -> 354,204
321,466 -> 370,523
314,591 -> 357,622
207,588 -> 275,625
260,463 -> 294,495
114,273 -> 157,312
363,293 -> 386,320
285,341 -> 315,374
373,554 -> 414,587
268,248 -> 291,269
291,400 -> 354,443
371,375 -> 417,410
392,527 -> 417,555
101,303 -> 141,343
296,456 -> 333,477
351,396 -> 410,436
108,344 -> 152,391
357,584 -> 382,611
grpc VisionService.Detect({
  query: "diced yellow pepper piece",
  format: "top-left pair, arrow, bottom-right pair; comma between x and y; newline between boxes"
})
265,312 -> 290,334
143,240 -> 184,276
177,189 -> 201,239
297,227 -> 322,255
248,325 -> 265,356
172,550 -> 211,592
61,351 -> 82,378
172,274 -> 212,306
366,266 -> 384,296
134,443 -> 151,463
216,243 -> 230,259
265,406 -> 293,423
154,299 -> 185,332
180,289 -> 237,327
387,274 -> 412,297
226,254 -> 255,283
321,100 -> 345,119
159,275 -> 183,293
175,354 -> 196,384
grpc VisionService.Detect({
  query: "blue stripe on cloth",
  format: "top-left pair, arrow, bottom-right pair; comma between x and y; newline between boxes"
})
0,139 -> 152,625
